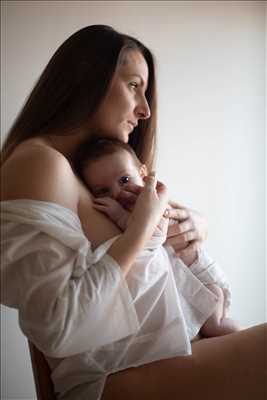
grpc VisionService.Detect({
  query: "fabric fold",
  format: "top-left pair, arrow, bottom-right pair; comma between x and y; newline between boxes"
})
1,200 -> 140,357
1,199 -> 231,400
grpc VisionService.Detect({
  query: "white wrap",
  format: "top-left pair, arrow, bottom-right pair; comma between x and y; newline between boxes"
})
1,199 -> 230,400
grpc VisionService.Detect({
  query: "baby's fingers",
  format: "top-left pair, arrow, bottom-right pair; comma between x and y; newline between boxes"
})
93,203 -> 109,213
122,183 -> 142,195
94,197 -> 114,206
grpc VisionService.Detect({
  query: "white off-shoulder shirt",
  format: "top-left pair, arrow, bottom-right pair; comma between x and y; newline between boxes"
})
1,200 -> 231,400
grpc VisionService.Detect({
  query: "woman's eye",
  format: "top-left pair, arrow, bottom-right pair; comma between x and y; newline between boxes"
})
129,82 -> 138,89
119,176 -> 130,186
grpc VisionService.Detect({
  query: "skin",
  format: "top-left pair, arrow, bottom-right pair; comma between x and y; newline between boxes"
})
83,144 -> 200,265
83,148 -> 239,338
83,149 -> 148,230
2,49 -> 266,399
89,50 -> 151,143
89,48 -> 205,257
82,149 -> 266,399
102,323 -> 267,400
83,150 -> 146,200
1,50 -> 167,277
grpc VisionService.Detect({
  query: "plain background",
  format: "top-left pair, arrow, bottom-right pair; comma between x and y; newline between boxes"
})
1,1 -> 266,398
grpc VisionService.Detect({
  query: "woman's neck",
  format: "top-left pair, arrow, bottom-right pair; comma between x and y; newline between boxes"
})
45,131 -> 87,160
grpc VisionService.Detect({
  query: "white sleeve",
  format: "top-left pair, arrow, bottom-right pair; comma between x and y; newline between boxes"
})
1,222 -> 139,358
187,248 -> 231,312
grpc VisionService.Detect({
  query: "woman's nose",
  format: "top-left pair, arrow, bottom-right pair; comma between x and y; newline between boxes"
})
136,96 -> 151,120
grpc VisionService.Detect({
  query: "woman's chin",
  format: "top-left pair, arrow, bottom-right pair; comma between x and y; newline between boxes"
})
115,131 -> 129,143
98,130 -> 129,143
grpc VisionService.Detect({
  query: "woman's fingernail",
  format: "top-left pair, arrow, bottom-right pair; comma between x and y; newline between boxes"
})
164,209 -> 169,217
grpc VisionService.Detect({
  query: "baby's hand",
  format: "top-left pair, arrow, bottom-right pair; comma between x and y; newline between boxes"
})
117,183 -> 142,211
93,197 -> 130,231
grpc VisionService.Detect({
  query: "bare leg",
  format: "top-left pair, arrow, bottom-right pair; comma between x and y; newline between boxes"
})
102,323 -> 267,400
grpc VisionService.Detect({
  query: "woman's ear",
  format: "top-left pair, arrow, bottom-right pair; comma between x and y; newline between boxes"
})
139,164 -> 148,178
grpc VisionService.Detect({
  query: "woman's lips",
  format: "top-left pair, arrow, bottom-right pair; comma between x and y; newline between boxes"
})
128,121 -> 137,130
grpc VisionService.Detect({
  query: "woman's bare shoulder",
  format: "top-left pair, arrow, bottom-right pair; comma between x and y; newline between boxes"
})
1,139 -> 80,213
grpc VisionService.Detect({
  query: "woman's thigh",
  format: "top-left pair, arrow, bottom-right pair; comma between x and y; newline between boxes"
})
102,323 -> 267,400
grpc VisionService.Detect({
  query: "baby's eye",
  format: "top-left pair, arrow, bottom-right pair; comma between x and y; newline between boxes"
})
94,188 -> 110,197
119,176 -> 130,186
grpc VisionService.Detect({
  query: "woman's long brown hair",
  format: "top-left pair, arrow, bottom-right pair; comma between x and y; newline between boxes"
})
1,25 -> 157,170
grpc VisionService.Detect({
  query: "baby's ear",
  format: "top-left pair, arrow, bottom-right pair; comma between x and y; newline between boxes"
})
139,164 -> 147,178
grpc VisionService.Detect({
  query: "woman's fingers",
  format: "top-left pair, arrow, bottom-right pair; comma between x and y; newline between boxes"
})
170,238 -> 199,257
167,219 -> 193,237
144,173 -> 168,197
178,220 -> 194,234
166,201 -> 208,242
165,229 -> 197,247
143,171 -> 157,192
164,199 -> 208,258
143,173 -> 168,206
156,179 -> 167,195
168,199 -> 186,210
166,206 -> 189,222
177,240 -> 199,256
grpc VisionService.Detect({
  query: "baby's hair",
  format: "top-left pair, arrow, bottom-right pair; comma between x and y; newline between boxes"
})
74,137 -> 141,181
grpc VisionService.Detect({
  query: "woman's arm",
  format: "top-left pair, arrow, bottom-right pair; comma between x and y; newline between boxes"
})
1,145 -> 168,277
108,176 -> 168,277
117,184 -> 208,266
1,143 -> 80,212
1,147 -> 166,356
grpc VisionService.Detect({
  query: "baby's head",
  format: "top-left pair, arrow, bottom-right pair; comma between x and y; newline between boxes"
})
76,138 -> 147,199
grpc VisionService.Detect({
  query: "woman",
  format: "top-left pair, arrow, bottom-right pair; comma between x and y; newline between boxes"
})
1,25 -> 266,400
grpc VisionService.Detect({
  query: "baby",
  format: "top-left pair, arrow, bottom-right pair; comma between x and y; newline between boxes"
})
75,137 -> 239,338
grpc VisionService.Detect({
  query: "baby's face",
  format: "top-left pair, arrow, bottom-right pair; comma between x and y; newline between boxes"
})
83,149 -> 146,199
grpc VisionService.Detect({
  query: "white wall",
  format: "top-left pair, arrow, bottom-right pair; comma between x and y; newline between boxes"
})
1,1 -> 266,398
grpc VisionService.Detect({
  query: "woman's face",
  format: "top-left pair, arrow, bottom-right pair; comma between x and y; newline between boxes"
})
90,50 -> 151,143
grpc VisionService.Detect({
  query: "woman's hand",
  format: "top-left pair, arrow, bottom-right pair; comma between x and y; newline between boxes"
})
164,200 -> 208,257
117,183 -> 208,262
128,173 -> 169,238
107,174 -> 168,277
